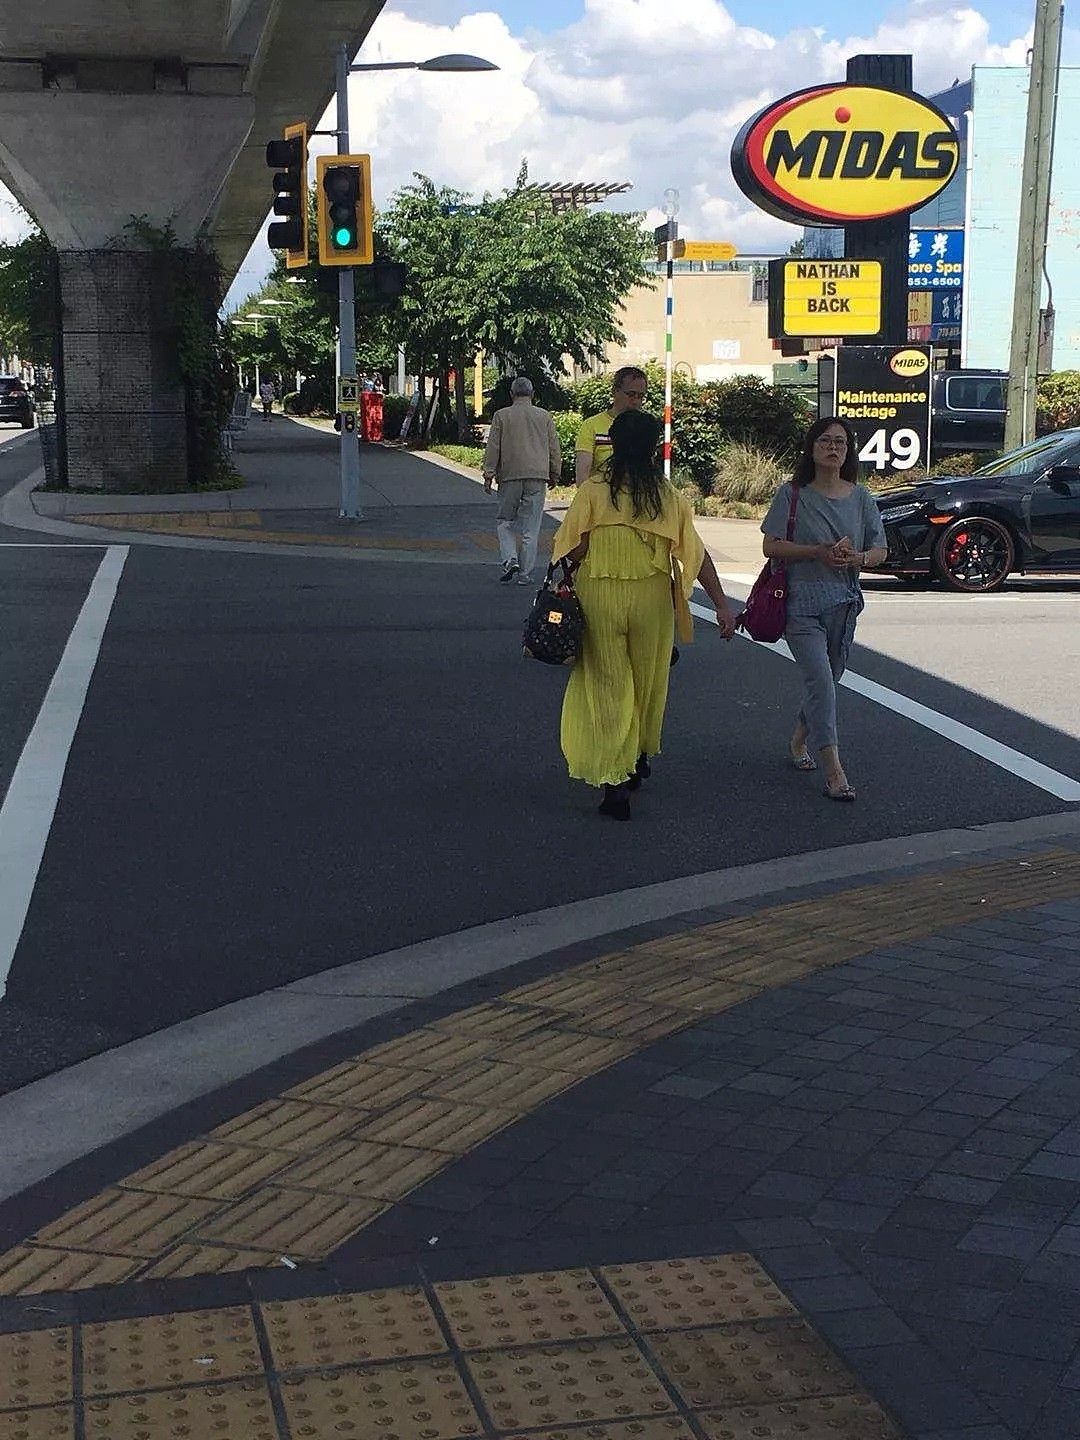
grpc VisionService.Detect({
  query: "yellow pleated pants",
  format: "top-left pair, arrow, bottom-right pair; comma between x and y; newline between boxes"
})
561,567 -> 675,788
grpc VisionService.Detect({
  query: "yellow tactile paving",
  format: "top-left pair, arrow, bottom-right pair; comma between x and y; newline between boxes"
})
2,849 -> 1078,1293
116,1143 -> 292,1201
273,1137 -> 447,1201
465,1337 -> 676,1429
31,1192 -> 219,1260
650,1321 -> 857,1409
435,1268 -> 625,1348
698,1394 -> 903,1439
0,1255 -> 908,1437
352,1097 -> 515,1152
192,1188 -> 385,1259
81,1308 -> 262,1394
599,1256 -> 797,1330
278,1357 -> 483,1440
0,1249 -> 143,1295
207,1099 -> 365,1153
139,1245 -> 286,1280
263,1288 -> 446,1370
0,1330 -> 72,1409
0,1408 -> 74,1440
81,1380 -> 277,1439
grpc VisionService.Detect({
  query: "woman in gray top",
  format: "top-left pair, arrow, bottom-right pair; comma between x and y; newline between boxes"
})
760,416 -> 888,802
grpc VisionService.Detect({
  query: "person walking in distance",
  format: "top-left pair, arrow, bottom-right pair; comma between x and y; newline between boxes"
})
258,379 -> 275,421
761,416 -> 888,802
483,376 -> 562,585
574,366 -> 648,486
553,409 -> 737,821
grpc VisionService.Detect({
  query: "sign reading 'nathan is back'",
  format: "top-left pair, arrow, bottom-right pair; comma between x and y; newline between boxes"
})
731,83 -> 959,226
771,259 -> 883,337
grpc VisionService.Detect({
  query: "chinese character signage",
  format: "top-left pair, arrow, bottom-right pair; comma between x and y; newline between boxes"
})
908,229 -> 963,289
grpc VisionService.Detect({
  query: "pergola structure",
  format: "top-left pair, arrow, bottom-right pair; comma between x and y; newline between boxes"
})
526,180 -> 632,213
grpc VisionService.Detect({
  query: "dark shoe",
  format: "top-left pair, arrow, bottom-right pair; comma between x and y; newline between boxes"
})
597,783 -> 632,821
499,560 -> 519,583
627,753 -> 651,791
823,781 -> 857,802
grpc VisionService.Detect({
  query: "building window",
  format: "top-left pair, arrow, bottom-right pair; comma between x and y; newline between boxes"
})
752,271 -> 767,304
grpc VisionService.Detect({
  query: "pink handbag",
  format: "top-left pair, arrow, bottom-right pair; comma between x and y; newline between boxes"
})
735,485 -> 799,643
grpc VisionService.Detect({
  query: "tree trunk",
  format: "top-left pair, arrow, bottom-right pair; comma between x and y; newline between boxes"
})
454,351 -> 469,442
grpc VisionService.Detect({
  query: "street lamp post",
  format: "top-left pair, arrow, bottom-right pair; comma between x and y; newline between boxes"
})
332,48 -> 498,519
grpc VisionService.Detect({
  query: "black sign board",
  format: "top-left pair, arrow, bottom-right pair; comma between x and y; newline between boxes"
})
830,344 -> 931,475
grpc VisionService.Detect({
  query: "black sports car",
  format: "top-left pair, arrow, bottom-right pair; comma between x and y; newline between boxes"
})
871,428 -> 1080,592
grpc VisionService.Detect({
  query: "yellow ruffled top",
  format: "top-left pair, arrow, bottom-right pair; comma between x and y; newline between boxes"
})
552,477 -> 704,642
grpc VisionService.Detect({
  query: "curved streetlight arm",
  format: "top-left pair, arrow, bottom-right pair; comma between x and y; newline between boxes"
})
350,53 -> 498,73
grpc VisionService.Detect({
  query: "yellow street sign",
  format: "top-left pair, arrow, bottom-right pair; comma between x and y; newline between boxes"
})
338,376 -> 359,411
656,239 -> 686,261
781,259 -> 882,337
681,242 -> 738,261
907,290 -> 932,326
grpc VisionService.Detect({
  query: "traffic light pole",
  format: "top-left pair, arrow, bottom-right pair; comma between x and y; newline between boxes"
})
335,42 -> 363,520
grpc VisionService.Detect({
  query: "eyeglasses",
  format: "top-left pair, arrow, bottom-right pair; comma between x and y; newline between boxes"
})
620,389 -> 647,400
815,437 -> 847,449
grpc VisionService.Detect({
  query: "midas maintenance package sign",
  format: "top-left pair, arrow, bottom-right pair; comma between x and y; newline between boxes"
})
731,83 -> 959,225
834,344 -> 931,473
769,258 -> 882,338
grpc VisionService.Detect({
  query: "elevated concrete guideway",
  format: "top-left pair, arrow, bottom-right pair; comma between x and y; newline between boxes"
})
0,0 -> 386,280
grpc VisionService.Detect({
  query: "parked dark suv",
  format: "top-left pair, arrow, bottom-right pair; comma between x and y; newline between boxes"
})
931,368 -> 1006,458
0,376 -> 33,428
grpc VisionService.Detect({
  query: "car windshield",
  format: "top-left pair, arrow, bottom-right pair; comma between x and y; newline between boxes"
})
0,379 -> 21,393
973,431 -> 1080,478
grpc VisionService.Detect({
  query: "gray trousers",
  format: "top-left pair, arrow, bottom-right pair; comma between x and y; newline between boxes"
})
785,602 -> 860,753
496,479 -> 546,578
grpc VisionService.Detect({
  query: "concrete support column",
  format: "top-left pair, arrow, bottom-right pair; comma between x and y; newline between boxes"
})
0,89 -> 253,490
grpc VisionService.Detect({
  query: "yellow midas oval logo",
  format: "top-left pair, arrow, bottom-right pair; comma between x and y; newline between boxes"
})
889,349 -> 930,375
731,84 -> 959,225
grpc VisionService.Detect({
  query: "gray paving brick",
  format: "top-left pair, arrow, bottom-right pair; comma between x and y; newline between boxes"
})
729,1070 -> 802,1096
826,987 -> 894,1009
647,1075 -> 720,1099
889,1197 -> 981,1235
782,1271 -> 884,1311
981,1315 -> 1080,1363
864,1149 -> 938,1181
848,1343 -> 996,1431
1005,1041 -> 1077,1063
1024,1150 -> 1080,1181
938,1151 -> 1021,1182
1047,1127 -> 1080,1158
936,1039 -> 1014,1062
960,1073 -> 1032,1099
907,1284 -> 1007,1324
983,1109 -> 1060,1139
581,1170 -> 671,1203
1045,1225 -> 1080,1257
911,1427 -> 1017,1440
815,1305 -> 917,1348
937,1092 -> 1011,1119
749,1241 -> 851,1279
957,1222 -> 1053,1260
733,1216 -> 819,1247
909,1110 -> 984,1138
811,1198 -> 891,1233
918,1173 -> 1003,1206
830,1173 -> 912,1206
853,1088 -> 928,1116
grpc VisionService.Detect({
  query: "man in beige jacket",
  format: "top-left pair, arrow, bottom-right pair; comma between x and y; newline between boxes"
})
482,376 -> 562,584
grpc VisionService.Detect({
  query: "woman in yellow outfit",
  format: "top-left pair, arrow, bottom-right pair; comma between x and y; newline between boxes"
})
552,410 -> 737,820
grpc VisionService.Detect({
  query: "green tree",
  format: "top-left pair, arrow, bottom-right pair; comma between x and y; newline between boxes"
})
0,230 -> 55,365
380,172 -> 651,439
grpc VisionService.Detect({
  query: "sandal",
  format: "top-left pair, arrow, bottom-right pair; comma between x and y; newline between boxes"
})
823,781 -> 857,802
790,751 -> 817,772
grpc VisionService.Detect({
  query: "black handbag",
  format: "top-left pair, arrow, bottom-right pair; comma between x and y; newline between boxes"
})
522,560 -> 585,666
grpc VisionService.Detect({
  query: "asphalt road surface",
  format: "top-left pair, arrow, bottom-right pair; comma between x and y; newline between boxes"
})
2,431 -> 1078,1092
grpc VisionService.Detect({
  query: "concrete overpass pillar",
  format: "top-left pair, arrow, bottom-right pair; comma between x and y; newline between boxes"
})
0,85 -> 254,491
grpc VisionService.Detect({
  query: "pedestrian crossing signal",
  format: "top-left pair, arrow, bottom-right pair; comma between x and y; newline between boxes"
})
316,155 -> 373,266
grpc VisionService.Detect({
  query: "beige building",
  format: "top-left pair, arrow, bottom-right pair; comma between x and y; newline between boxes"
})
598,259 -> 780,381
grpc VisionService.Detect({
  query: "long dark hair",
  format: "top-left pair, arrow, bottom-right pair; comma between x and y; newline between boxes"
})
604,409 -> 665,519
793,416 -> 860,486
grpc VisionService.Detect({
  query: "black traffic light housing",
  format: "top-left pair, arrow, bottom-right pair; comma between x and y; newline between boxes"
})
265,122 -> 308,268
316,154 -> 373,266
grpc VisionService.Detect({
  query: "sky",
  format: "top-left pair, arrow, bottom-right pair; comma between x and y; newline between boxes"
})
1,0 -> 1071,308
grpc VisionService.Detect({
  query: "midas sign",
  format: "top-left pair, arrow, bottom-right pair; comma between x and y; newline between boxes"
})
731,83 -> 959,224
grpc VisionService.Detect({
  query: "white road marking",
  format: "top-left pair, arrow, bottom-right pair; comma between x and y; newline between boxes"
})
0,545 -> 129,999
690,599 -> 1080,803
0,543 -> 110,549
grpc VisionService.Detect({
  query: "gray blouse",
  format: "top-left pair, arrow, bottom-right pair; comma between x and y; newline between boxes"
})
761,481 -> 887,615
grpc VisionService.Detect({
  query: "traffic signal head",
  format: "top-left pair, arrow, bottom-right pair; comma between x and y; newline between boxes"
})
265,122 -> 308,268
316,154 -> 373,266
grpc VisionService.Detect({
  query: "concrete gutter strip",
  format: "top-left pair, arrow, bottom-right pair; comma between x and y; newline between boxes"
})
1,808 -> 1078,1203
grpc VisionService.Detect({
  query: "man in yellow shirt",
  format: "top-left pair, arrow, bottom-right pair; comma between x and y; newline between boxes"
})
574,367 -> 648,485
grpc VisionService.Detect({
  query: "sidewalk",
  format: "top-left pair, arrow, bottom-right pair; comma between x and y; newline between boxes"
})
17,417 -> 767,577
2,825 -> 1080,1440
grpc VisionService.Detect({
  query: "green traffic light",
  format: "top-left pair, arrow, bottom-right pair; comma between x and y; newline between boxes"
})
334,226 -> 353,247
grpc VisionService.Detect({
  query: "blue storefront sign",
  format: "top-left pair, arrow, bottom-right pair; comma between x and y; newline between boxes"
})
909,229 -> 964,289
930,288 -> 962,342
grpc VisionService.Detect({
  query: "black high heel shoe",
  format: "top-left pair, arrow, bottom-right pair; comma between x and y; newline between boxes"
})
627,753 -> 651,791
597,782 -> 632,821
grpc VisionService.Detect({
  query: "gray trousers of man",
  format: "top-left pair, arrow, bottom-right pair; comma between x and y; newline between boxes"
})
497,479 -> 546,578
784,601 -> 860,752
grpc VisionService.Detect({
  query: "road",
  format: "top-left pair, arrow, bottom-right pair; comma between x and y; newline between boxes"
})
2,426 -> 1078,1093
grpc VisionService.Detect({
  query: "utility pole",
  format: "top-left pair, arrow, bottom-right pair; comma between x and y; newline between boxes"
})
1004,0 -> 1063,452
335,42 -> 363,519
